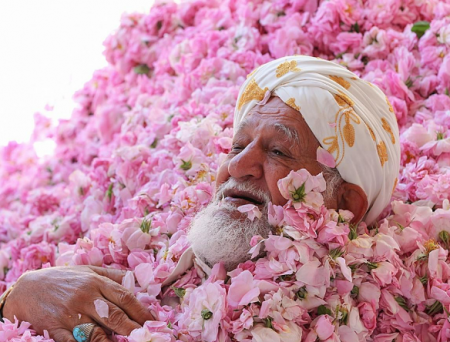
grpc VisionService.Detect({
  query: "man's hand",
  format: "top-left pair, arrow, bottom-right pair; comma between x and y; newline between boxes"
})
3,266 -> 154,342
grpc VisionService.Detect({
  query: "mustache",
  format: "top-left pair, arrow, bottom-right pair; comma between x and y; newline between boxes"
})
214,179 -> 271,206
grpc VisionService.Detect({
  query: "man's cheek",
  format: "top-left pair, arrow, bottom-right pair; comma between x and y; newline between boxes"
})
268,174 -> 290,206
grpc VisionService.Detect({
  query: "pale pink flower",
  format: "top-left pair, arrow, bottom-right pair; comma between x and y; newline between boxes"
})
296,259 -> 330,287
179,282 -> 226,342
277,169 -> 326,209
371,261 -> 397,286
227,270 -> 260,308
268,203 -> 285,227
129,321 -> 175,342
251,324 -> 282,342
358,282 -> 381,310
358,301 -> 376,330
315,315 -> 335,340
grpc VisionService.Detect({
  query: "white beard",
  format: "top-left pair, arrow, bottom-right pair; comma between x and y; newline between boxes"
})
187,180 -> 271,271
187,176 -> 336,271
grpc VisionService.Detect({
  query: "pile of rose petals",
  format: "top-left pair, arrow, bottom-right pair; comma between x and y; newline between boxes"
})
1,0 -> 450,340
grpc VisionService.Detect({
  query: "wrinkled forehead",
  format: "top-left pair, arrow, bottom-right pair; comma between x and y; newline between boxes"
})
233,96 -> 320,150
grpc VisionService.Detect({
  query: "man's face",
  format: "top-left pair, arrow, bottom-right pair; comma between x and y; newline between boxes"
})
188,97 -> 338,271
215,96 -> 332,208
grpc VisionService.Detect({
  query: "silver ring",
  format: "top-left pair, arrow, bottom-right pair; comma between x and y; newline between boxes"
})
73,323 -> 96,342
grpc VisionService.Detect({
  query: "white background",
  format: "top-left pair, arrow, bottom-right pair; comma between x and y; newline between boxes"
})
0,1 -> 153,154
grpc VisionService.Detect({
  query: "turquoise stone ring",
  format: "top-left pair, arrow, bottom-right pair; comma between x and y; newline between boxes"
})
73,323 -> 96,342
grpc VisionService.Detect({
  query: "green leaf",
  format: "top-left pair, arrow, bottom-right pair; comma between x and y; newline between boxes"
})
411,21 -> 430,39
134,64 -> 150,75
296,286 -> 307,300
439,230 -> 449,248
350,22 -> 360,33
348,224 -> 358,240
150,138 -> 158,148
180,160 -> 192,171
264,317 -> 273,329
317,305 -> 333,316
395,295 -> 410,312
291,182 -> 306,202
140,218 -> 151,233
329,247 -> 344,260
426,301 -> 443,315
419,275 -> 428,285
201,309 -> 213,320
106,183 -> 113,201
337,306 -> 349,325
350,285 -> 359,297
367,261 -> 378,270
416,253 -> 428,262
172,286 -> 186,298
405,77 -> 414,88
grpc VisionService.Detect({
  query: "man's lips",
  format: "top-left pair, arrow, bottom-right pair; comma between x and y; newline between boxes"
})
221,190 -> 264,206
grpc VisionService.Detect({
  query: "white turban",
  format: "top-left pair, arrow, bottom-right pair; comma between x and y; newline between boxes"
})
234,56 -> 400,224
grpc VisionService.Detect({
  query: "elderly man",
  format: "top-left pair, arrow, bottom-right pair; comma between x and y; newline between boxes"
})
1,56 -> 400,342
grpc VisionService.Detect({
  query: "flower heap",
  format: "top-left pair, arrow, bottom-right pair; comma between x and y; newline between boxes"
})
0,0 -> 450,340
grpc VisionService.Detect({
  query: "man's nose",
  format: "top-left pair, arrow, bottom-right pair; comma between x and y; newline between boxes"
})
227,143 -> 264,180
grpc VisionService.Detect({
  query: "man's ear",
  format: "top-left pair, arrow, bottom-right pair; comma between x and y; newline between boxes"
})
337,182 -> 368,223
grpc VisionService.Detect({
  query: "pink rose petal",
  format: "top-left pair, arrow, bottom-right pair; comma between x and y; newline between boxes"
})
94,299 -> 109,318
238,204 -> 262,221
316,146 -> 336,168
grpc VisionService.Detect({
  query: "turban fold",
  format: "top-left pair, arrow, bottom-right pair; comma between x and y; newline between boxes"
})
234,56 -> 400,224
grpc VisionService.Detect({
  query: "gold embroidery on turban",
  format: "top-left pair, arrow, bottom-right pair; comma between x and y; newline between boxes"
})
386,96 -> 394,113
366,123 -> 376,141
323,136 -> 339,155
392,178 -> 398,194
377,141 -> 388,166
285,98 -> 300,111
329,75 -> 351,89
334,92 -> 354,107
382,117 -> 395,144
276,60 -> 301,78
323,104 -> 361,167
237,79 -> 269,110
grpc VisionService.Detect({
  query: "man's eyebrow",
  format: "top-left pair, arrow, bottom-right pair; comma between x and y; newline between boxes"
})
235,119 -> 300,146
274,123 -> 300,146
235,117 -> 251,133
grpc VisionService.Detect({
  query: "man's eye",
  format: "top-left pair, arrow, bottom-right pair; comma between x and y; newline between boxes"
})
231,145 -> 243,152
272,149 -> 285,156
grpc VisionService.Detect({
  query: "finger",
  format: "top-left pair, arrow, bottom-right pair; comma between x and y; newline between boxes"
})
100,281 -> 154,325
87,266 -> 127,284
61,321 -> 111,342
89,325 -> 112,342
52,328 -> 77,342
89,299 -> 141,336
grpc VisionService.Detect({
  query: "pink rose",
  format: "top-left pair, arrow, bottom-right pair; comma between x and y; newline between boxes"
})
358,301 -> 376,330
